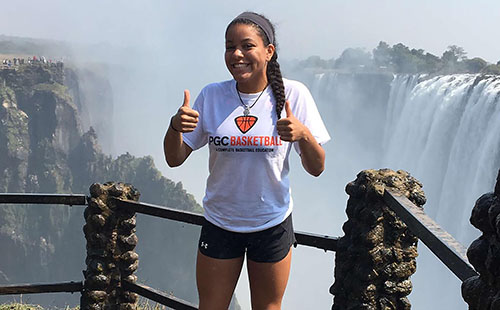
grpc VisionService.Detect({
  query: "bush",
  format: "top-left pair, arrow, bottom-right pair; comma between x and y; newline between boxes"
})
481,64 -> 500,75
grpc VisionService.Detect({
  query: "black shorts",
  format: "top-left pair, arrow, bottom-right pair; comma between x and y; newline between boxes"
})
198,214 -> 296,263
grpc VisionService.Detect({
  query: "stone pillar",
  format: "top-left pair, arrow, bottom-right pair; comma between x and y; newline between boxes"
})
462,169 -> 500,309
331,169 -> 426,310
81,182 -> 140,310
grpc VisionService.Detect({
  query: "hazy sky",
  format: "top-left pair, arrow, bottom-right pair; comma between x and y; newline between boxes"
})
1,0 -> 500,63
1,2 -> 498,309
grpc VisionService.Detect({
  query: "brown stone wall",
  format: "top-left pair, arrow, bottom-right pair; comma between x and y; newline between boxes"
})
462,169 -> 500,309
81,182 -> 140,310
331,169 -> 426,310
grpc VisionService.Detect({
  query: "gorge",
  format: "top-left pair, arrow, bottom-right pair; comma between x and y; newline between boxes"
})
0,62 -> 233,308
1,47 -> 499,309
288,69 -> 500,309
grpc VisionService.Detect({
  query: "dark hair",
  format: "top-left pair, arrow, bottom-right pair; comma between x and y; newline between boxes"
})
226,13 -> 286,119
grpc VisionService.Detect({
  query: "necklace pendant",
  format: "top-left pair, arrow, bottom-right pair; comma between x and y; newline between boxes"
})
236,83 -> 268,118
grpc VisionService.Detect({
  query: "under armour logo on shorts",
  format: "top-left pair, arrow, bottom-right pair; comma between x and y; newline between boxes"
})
200,242 -> 208,249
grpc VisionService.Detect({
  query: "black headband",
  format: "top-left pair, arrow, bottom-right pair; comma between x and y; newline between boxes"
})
233,12 -> 275,45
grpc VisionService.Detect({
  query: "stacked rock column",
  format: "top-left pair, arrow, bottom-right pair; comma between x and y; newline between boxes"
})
81,182 -> 140,310
462,170 -> 500,309
331,169 -> 426,310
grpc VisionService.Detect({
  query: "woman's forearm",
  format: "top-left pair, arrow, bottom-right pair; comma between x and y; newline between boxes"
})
163,121 -> 192,167
298,129 -> 325,177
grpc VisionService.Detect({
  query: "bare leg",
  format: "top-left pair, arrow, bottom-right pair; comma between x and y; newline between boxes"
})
247,247 -> 292,310
196,250 -> 244,310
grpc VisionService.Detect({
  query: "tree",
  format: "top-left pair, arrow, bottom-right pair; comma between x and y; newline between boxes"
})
334,48 -> 372,70
449,45 -> 467,61
442,45 -> 467,63
464,57 -> 487,73
422,53 -> 441,73
481,64 -> 500,75
390,43 -> 420,73
373,41 -> 392,68
298,55 -> 329,69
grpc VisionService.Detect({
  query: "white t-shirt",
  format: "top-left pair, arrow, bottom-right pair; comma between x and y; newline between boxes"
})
183,78 -> 330,232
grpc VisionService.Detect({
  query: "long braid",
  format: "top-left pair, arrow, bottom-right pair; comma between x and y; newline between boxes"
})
227,12 -> 286,119
267,54 -> 286,119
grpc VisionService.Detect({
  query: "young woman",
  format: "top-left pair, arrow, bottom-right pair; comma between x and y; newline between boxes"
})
164,12 -> 330,310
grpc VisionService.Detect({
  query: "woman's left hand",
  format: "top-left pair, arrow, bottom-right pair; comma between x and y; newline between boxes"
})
277,100 -> 326,177
276,101 -> 307,142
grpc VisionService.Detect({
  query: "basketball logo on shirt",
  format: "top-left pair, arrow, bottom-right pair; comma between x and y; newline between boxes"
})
234,116 -> 258,134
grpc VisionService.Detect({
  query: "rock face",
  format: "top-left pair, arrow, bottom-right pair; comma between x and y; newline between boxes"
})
0,64 -> 80,193
0,83 -> 29,192
462,169 -> 500,309
0,64 -> 202,307
331,169 -> 426,310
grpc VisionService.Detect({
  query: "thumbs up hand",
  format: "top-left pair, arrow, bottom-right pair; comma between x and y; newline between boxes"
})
276,100 -> 307,142
170,89 -> 199,133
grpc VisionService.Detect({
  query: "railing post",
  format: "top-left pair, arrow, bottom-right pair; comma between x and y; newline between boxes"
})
81,182 -> 140,310
462,169 -> 500,309
331,169 -> 426,310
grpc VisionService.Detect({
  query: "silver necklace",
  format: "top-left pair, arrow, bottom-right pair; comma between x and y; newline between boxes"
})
236,84 -> 268,116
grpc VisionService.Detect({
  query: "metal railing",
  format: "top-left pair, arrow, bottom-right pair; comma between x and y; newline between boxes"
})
383,189 -> 477,281
0,193 -> 87,205
0,192 -> 339,309
113,198 -> 339,252
0,188 -> 479,309
0,282 -> 82,295
123,281 -> 198,310
0,194 -> 87,297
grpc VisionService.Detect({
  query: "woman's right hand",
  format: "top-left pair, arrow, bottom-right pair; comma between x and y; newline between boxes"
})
170,89 -> 199,133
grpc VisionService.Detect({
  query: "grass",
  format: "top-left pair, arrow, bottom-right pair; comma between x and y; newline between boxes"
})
32,83 -> 72,102
137,298 -> 167,310
0,299 -> 169,310
0,303 -> 72,310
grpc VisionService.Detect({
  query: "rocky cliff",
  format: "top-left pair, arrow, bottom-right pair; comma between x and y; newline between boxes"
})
0,63 -> 205,307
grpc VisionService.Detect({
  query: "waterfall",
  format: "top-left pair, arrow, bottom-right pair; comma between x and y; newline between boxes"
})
382,74 -> 500,243
305,71 -> 500,310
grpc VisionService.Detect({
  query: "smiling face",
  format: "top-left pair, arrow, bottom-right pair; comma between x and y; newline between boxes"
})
225,23 -> 275,93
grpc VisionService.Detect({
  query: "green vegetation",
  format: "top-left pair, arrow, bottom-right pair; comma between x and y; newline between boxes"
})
0,300 -> 171,310
137,298 -> 173,310
0,84 -> 16,106
33,83 -> 72,102
295,42 -> 500,75
0,303 -> 66,310
0,63 -> 203,308
0,303 -> 43,310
